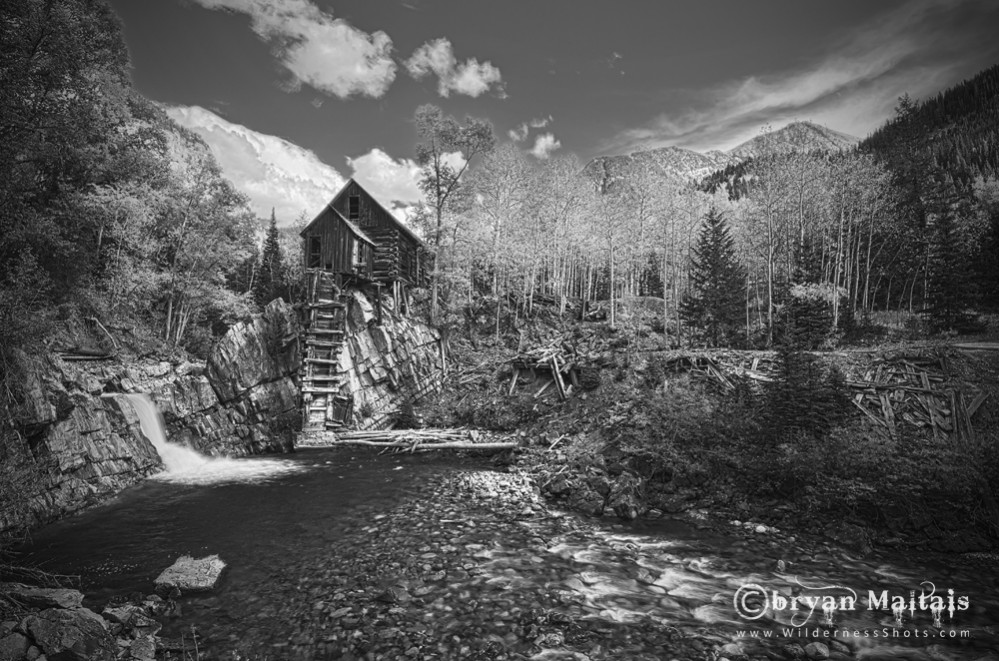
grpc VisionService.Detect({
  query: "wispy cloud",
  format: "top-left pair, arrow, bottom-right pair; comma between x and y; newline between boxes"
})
165,105 -> 344,223
605,0 -> 999,153
529,133 -> 561,159
508,115 -> 553,142
405,38 -> 504,97
190,0 -> 396,98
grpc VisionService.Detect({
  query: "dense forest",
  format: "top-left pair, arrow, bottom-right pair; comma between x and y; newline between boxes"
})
412,64 -> 999,345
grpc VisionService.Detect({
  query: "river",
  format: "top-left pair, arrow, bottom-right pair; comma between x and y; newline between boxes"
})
17,449 -> 999,661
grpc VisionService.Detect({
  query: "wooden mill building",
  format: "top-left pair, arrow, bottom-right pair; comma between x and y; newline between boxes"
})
300,179 -> 431,299
299,180 -> 433,429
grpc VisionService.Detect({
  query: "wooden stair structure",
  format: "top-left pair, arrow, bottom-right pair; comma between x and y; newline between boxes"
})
301,269 -> 354,430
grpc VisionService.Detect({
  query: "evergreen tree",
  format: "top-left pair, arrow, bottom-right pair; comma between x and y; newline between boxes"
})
253,209 -> 287,307
679,208 -> 747,347
777,242 -> 835,350
926,193 -> 971,330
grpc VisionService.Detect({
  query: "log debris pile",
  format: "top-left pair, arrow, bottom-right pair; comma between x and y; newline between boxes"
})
658,353 -> 777,389
303,428 -> 518,452
847,355 -> 987,441
510,344 -> 578,401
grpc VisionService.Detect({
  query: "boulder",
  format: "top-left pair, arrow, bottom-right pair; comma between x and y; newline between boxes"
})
19,607 -> 115,661
804,642 -> 830,660
0,583 -> 84,609
0,633 -> 29,661
154,555 -> 226,593
122,633 -> 156,661
719,642 -> 747,660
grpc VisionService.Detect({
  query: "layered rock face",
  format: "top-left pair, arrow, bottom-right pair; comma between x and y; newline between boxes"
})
339,292 -> 443,429
3,300 -> 301,534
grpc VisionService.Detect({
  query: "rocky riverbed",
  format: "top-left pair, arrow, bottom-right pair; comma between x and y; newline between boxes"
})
8,449 -> 999,661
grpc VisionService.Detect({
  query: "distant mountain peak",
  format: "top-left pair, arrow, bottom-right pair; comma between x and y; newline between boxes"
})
727,121 -> 859,159
587,144 -> 738,186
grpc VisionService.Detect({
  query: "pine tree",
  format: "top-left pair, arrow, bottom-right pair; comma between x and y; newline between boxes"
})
679,208 -> 747,347
926,193 -> 971,331
253,209 -> 287,307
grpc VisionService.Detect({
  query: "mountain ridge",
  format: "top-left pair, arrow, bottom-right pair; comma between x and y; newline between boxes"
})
586,121 -> 859,188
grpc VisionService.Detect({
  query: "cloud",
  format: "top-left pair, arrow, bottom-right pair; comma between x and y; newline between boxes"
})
404,38 -> 503,97
165,105 -> 344,223
604,0 -> 999,153
190,0 -> 396,98
346,148 -> 423,211
529,133 -> 561,159
508,125 -> 529,142
345,148 -> 465,219
509,115 -> 553,142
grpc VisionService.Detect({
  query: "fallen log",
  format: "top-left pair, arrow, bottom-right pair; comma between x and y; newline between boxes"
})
328,439 -> 518,451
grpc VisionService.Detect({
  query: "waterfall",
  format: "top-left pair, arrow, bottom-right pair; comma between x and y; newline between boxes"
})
125,393 -> 210,473
120,393 -> 304,485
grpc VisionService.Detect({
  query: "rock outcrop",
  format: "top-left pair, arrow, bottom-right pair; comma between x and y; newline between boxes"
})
339,293 -> 442,429
2,300 -> 302,535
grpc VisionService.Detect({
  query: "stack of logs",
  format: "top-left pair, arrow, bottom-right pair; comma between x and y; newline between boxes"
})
305,428 -> 517,453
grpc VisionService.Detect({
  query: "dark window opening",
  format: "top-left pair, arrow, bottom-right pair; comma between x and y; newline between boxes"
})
308,237 -> 321,268
348,195 -> 360,220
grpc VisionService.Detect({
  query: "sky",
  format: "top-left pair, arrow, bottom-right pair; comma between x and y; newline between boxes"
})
108,0 -> 999,224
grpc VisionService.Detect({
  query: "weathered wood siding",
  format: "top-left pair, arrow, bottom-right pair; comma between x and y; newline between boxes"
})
301,208 -> 373,280
330,180 -> 427,286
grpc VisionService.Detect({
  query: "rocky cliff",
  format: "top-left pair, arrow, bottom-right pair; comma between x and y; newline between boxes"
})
1,300 -> 302,534
338,291 -> 443,429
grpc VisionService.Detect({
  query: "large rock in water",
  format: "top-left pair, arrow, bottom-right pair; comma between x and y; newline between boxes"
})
154,554 -> 226,593
207,299 -> 301,403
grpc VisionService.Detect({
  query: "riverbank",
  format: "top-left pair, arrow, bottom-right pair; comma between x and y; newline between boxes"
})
425,332 -> 999,559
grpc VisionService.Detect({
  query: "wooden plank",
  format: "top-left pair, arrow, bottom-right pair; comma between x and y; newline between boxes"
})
534,378 -> 554,398
508,368 -> 520,396
967,392 -> 988,418
880,393 -> 897,438
305,357 -> 340,365
551,356 -> 567,400
958,391 -> 976,443
853,399 -> 886,428
950,390 -> 962,440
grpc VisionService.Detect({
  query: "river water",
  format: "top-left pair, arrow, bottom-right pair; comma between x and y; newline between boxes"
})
17,449 -> 999,661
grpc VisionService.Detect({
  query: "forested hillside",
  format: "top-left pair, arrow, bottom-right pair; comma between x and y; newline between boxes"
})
862,63 -> 999,191
0,0 -> 289,370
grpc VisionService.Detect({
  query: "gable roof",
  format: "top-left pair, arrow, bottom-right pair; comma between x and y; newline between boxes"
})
332,178 -> 427,249
300,201 -> 376,245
